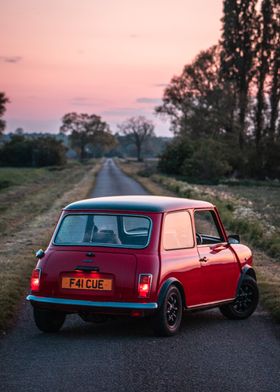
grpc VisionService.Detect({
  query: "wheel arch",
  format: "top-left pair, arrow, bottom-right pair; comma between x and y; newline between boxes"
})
157,278 -> 186,309
236,265 -> 257,296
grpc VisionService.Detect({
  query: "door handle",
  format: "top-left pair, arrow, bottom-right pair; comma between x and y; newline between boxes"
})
199,256 -> 208,263
210,244 -> 228,251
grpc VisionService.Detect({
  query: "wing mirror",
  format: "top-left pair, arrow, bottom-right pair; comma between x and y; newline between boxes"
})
36,249 -> 45,259
228,234 -> 240,244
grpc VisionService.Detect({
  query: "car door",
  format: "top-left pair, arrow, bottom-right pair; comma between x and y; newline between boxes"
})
194,209 -> 240,305
160,210 -> 203,307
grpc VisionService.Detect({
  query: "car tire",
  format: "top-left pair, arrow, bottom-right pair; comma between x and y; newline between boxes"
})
152,285 -> 183,337
220,276 -> 259,320
33,308 -> 66,332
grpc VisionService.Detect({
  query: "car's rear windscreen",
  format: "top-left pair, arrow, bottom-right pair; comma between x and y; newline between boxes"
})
54,214 -> 152,248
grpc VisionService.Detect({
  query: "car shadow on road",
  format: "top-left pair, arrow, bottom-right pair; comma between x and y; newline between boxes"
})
32,308 -> 247,341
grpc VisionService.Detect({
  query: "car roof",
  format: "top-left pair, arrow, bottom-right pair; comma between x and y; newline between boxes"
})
64,195 -> 214,213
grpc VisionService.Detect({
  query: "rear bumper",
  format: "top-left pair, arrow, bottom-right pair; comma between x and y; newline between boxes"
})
26,295 -> 158,311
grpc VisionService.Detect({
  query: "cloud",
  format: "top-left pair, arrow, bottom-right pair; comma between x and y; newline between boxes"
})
0,56 -> 22,63
70,97 -> 99,106
136,97 -> 162,104
101,107 -> 143,117
154,83 -> 168,87
129,34 -> 138,38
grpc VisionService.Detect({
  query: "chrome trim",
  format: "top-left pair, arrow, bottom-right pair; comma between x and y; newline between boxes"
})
187,297 -> 235,309
26,295 -> 158,310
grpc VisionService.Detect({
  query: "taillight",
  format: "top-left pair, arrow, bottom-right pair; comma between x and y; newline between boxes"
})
31,269 -> 41,291
138,274 -> 152,298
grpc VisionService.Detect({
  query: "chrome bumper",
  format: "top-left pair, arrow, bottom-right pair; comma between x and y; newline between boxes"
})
26,295 -> 158,310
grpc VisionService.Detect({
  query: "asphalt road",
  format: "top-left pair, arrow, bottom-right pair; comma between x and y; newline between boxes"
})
90,158 -> 148,197
1,159 -> 279,392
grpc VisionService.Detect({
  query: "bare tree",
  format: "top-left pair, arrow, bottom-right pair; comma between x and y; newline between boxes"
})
118,116 -> 155,161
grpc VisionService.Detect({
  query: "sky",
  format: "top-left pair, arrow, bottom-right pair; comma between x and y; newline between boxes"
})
0,0 -> 223,136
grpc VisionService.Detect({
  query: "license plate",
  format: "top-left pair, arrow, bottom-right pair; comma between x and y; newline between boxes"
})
62,277 -> 112,291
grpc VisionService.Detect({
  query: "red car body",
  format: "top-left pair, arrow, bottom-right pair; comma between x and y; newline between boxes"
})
27,196 -> 258,336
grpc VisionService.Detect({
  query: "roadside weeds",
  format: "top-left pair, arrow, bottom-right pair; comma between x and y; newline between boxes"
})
0,162 -> 101,332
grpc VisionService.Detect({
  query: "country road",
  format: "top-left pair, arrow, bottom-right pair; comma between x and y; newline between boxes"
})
1,159 -> 279,392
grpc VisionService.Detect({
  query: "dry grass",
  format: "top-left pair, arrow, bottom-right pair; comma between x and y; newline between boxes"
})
216,183 -> 280,229
118,159 -> 280,322
0,162 -> 101,332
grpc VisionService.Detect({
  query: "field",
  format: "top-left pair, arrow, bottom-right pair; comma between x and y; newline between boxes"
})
0,161 -> 101,332
118,159 -> 280,321
212,183 -> 280,229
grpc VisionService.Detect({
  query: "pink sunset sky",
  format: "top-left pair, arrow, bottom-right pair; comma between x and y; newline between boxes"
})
0,0 -> 223,136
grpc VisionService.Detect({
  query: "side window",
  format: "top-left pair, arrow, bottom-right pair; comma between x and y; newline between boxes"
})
194,210 -> 224,245
163,211 -> 194,250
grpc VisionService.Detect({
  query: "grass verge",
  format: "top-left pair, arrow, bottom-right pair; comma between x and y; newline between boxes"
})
0,161 -> 101,332
118,159 -> 280,322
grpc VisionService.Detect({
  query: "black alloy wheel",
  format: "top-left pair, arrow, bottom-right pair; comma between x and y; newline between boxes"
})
152,285 -> 183,336
220,276 -> 259,320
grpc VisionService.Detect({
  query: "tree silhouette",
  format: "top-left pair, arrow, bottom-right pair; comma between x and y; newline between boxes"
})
254,0 -> 276,158
155,45 -> 236,139
220,0 -> 258,149
268,0 -> 280,141
0,92 -> 9,135
60,112 -> 115,160
118,116 -> 155,161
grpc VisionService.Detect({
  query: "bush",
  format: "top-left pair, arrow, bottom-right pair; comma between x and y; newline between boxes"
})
138,161 -> 158,177
158,137 -> 193,175
158,136 -> 231,182
181,139 -> 231,181
0,135 -> 67,167
263,141 -> 280,180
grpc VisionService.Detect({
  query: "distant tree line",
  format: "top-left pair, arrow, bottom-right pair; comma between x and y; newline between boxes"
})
0,96 -> 166,165
109,133 -> 170,160
156,0 -> 279,180
0,135 -> 66,167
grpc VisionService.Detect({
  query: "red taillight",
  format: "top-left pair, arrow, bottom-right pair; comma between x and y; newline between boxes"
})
31,269 -> 41,291
138,274 -> 152,298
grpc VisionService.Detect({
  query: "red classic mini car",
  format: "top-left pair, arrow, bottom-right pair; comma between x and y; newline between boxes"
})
27,196 -> 259,336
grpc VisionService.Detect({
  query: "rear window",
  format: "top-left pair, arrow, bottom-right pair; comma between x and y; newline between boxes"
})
54,214 -> 152,248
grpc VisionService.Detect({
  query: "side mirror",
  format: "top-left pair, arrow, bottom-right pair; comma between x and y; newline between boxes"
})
228,234 -> 240,244
36,249 -> 45,259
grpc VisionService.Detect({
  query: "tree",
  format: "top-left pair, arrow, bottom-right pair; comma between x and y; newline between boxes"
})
220,0 -> 258,149
254,0 -> 274,155
268,0 -> 280,142
156,45 -> 236,139
0,92 -> 9,135
118,116 -> 155,161
60,113 -> 116,160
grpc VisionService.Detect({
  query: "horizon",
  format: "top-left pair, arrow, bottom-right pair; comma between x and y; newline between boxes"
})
0,0 -> 223,136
